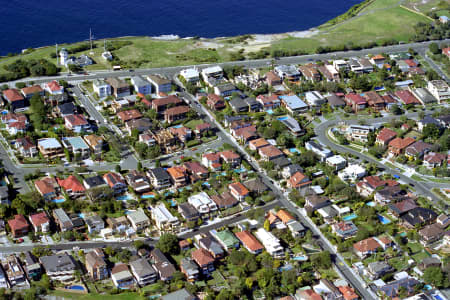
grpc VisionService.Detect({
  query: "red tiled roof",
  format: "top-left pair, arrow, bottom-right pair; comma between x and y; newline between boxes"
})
30,212 -> 49,227
164,105 -> 190,116
219,150 -> 240,160
229,182 -> 249,196
377,128 -> 397,143
249,138 -> 269,149
103,172 -> 126,188
235,230 -> 264,252
258,144 -> 283,158
196,122 -> 211,131
389,137 -> 416,150
46,80 -> 62,92
35,177 -> 57,195
404,59 -> 418,67
289,171 -> 311,188
8,215 -> 28,232
8,121 -> 26,130
424,152 -> 446,164
203,152 -> 221,161
21,85 -> 43,95
353,237 -> 380,253
152,95 -> 182,107
191,248 -> 214,266
117,109 -> 143,122
338,286 -> 359,300
65,114 -> 88,126
57,175 -> 85,192
276,209 -> 295,224
395,90 -> 420,105
345,93 -> 367,105
3,89 -> 24,102
1,113 -> 27,123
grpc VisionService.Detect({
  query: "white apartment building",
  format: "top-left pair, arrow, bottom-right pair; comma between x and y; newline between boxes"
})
254,228 -> 284,258
188,192 -> 218,215
151,204 -> 180,233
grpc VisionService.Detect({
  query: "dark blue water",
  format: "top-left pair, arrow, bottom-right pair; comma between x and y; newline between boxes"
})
0,0 -> 362,55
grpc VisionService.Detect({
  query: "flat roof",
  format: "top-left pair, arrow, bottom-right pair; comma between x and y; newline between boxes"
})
38,138 -> 61,149
280,95 -> 308,110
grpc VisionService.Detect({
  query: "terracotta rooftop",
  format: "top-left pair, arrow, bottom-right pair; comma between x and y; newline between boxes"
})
377,128 -> 397,143
191,248 -> 214,266
353,237 -> 381,253
235,230 -> 264,252
276,209 -> 295,224
229,182 -> 249,196
117,109 -> 143,122
57,175 -> 85,193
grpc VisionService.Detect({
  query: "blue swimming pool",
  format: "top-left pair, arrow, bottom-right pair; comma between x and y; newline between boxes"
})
79,213 -> 85,219
434,295 -> 444,300
172,124 -> 183,128
66,285 -> 85,291
141,194 -> 155,199
169,199 -> 177,207
267,109 -> 274,115
399,232 -> 407,237
277,116 -> 289,121
52,198 -> 65,203
292,255 -> 308,261
116,195 -> 132,201
233,168 -> 246,173
342,213 -> 357,221
366,201 -> 376,207
203,182 -> 211,187
289,148 -> 300,154
378,215 -> 391,224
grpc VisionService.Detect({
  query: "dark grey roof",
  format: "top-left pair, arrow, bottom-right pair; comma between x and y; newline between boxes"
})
243,177 -> 268,193
420,116 -> 441,127
326,93 -> 346,107
130,258 -> 156,277
57,102 -> 77,115
40,254 -> 77,273
229,98 -> 248,111
272,156 -> 291,169
401,207 -> 438,227
84,175 -> 106,188
149,168 -> 170,181
199,236 -> 224,257
178,203 -> 199,219
0,186 -> 8,199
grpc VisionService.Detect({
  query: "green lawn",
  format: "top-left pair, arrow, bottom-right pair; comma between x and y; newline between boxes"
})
407,242 -> 423,254
50,291 -> 140,300
412,251 -> 430,263
184,119 -> 204,130
389,256 -> 409,271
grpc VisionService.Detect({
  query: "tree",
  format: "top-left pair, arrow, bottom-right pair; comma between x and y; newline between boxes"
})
422,124 -> 440,140
429,42 -> 440,55
310,251 -> 332,269
156,233 -> 179,255
264,219 -> 271,231
422,266 -> 445,288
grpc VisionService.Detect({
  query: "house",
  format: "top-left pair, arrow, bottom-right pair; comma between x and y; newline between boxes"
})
111,264 -> 135,289
305,91 -> 327,107
228,182 -> 249,201
418,223 -> 444,245
14,137 -> 37,157
169,126 -> 192,142
364,91 -> 385,111
214,83 -> 238,97
35,176 -> 59,201
180,68 -> 200,83
57,175 -> 85,198
139,132 -> 156,146
62,136 -> 90,158
266,71 -> 282,86
367,261 -> 394,280
206,94 -> 225,110
436,213 -> 450,228
405,141 -> 432,158
211,192 -> 239,209
180,258 -> 199,281
164,106 -> 190,123
161,288 -> 196,300
332,221 -> 358,239
191,248 -> 215,276
235,230 -> 264,254
305,195 -> 331,212
125,170 -> 151,193
244,97 -> 261,111
338,164 -> 366,182
130,258 -> 157,286
29,211 -> 50,233
254,228 -> 284,258
5,119 -> 27,135
353,237 -> 381,258
147,168 -> 171,190
299,64 -> 321,81
288,171 -> 312,190
411,87 -> 437,105
106,78 -> 130,98
326,155 -> 347,171
85,214 -> 105,234
22,252 -> 41,281
103,172 -> 127,194
258,145 -> 284,161
276,209 -> 295,224
318,64 -> 340,82
149,249 -> 175,281
344,93 -> 367,112
400,207 -> 438,228
327,93 -> 346,108
374,185 -> 407,204
44,80 -> 64,95
178,203 -> 200,223
377,277 -> 419,298
55,102 -> 77,118
8,215 -> 29,238
232,125 -> 258,144
127,208 -> 150,232
40,254 -> 77,282
131,76 -> 151,95
388,137 -> 416,156
64,114 -> 90,132
427,80 -> 450,103
212,229 -> 240,251
243,177 -> 268,194
287,220 -> 306,238
117,109 -> 143,123
84,134 -> 104,155
93,79 -> 111,98
333,59 -> 349,72
305,141 -> 332,161
2,89 -> 27,112
151,203 -> 180,233
346,125 -> 374,143
0,264 -> 7,289
417,115 -> 441,132
188,192 -> 217,216
37,138 -> 64,159
418,257 -> 441,272
388,198 -> 417,217
370,54 -> 385,67
296,288 -> 323,300
201,65 -> 223,81
280,95 -> 308,114
229,97 -> 249,113
106,216 -> 130,234
147,75 -> 172,95
1,255 -> 26,287
85,249 -> 108,281
395,90 -> 420,105
194,122 -> 211,136
256,94 -> 281,110
83,175 -> 107,190
337,286 -> 359,300
376,128 -> 397,145
21,85 -> 44,99
274,65 -> 301,81
219,150 -> 241,167
167,166 -> 188,187
198,236 -> 224,259
202,152 -> 221,169
184,161 -> 208,180
53,208 -> 74,232
126,118 -> 152,134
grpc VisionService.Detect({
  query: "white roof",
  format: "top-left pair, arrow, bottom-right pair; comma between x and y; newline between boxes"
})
326,155 -> 346,165
188,192 -> 213,208
38,138 -> 62,149
201,66 -> 222,75
152,203 -> 178,223
254,228 -> 283,253
305,91 -> 324,102
180,68 -> 199,79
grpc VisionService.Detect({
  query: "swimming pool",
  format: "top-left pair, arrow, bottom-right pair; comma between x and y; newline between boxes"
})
233,168 -> 246,173
172,124 -> 183,128
141,194 -> 155,199
169,199 -> 177,207
378,215 -> 391,224
366,201 -> 376,207
66,285 -> 85,291
52,198 -> 65,203
292,255 -> 308,261
202,182 -> 211,187
289,148 -> 300,154
267,109 -> 274,115
342,213 -> 357,221
277,116 -> 289,121
116,195 -> 132,201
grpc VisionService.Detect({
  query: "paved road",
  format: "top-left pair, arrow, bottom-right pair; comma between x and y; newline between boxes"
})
418,49 -> 450,83
176,80 -> 377,299
6,39 -> 450,87
314,112 -> 445,208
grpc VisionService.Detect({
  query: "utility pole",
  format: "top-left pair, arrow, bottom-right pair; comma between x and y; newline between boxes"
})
89,28 -> 94,55
55,43 -> 58,65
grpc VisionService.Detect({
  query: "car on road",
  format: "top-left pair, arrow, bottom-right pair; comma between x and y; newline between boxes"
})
16,238 -> 24,244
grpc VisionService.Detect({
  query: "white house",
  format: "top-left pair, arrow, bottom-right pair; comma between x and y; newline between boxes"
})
427,80 -> 450,103
304,91 -> 327,107
151,203 -> 180,233
180,68 -> 200,84
338,164 -> 366,182
93,79 -> 111,98
254,228 -> 284,258
326,155 -> 347,171
131,76 -> 151,95
305,141 -> 333,161
188,192 -> 217,215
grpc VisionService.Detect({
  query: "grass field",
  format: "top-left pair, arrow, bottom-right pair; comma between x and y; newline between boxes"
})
0,0 -> 439,75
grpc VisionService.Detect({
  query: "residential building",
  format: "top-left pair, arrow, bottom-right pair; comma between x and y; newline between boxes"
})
219,150 -> 241,167
377,277 -> 419,298
210,192 -> 239,209
2,257 -> 27,288
376,128 -> 397,145
305,91 -> 327,107
235,230 -> 264,254
130,258 -> 157,286
29,211 -> 50,233
258,145 -> 284,161
106,216 -> 130,234
411,87 -> 437,105
405,141 -> 432,158
332,221 -> 358,239
388,137 -> 416,156
278,115 -> 304,136
93,79 -> 111,98
198,236 -> 224,259
180,68 -> 200,83
427,80 -> 450,103
280,95 -> 308,114
287,220 -> 306,238
395,90 -> 420,105
55,102 -> 77,117
151,203 -> 180,233
127,208 -> 150,232
21,85 -> 44,99
125,170 -> 151,193
326,155 -> 347,171
117,109 -> 143,122
149,249 -> 175,281
296,288 -> 323,300
418,223 -> 444,245
344,93 -> 367,112
228,182 -> 249,201
35,176 -> 59,201
8,215 -> 29,238
388,198 -> 417,217
147,75 -> 172,95
206,94 -> 225,110
305,141 -> 332,161
37,138 -> 64,159
305,195 -> 331,212
256,94 -> 280,110
188,192 -> 217,216
111,264 -> 135,289
353,237 -> 381,258
161,288 -> 196,300
167,166 -> 188,187
265,71 -> 282,86
299,64 -> 321,81
14,137 -> 37,158
84,134 -> 104,155
338,164 -> 366,182
83,175 -> 107,190
346,125 -> 374,143
53,208 -> 74,232
254,228 -> 284,258
61,136 -> 90,158
85,214 -> 105,234
191,248 -> 215,276
64,114 -> 90,132
22,252 -> 41,281
85,249 -> 108,281
147,167 -> 171,189
274,65 -> 301,81
164,106 -> 190,123
103,172 -> 127,194
40,254 -> 77,282
2,89 -> 28,112
367,261 -> 394,280
131,76 -> 151,95
212,229 -> 240,251
364,91 -> 385,111
106,78 -> 130,98
178,203 -> 200,223
180,258 -> 199,281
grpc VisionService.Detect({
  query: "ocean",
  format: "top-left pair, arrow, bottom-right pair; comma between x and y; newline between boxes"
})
0,0 -> 362,55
